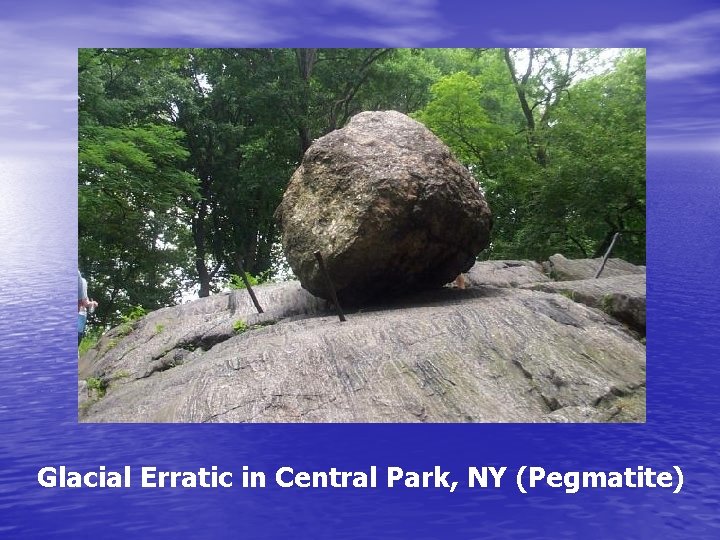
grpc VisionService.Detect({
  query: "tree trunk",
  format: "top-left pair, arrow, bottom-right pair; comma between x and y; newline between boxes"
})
504,49 -> 547,166
193,178 -> 212,298
295,49 -> 317,157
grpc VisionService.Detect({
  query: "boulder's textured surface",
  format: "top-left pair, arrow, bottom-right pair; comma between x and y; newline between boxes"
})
80,265 -> 645,423
274,110 -> 492,304
523,273 -> 646,335
544,253 -> 645,281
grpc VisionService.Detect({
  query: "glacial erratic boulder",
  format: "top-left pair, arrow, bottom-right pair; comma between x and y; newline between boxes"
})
274,110 -> 492,304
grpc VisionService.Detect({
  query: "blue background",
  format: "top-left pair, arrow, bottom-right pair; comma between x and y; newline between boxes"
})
1,1 -> 719,538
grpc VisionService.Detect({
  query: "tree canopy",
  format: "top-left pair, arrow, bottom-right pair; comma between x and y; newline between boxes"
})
78,47 -> 646,329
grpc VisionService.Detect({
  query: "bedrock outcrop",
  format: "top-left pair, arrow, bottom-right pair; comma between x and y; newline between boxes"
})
79,259 -> 645,423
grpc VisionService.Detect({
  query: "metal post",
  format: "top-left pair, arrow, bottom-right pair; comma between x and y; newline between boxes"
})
236,257 -> 264,313
594,232 -> 621,279
314,251 -> 347,322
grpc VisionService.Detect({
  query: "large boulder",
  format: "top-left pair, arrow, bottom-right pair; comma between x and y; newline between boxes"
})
275,110 -> 492,304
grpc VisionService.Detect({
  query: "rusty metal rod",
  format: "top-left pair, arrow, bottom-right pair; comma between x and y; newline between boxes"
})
236,257 -> 264,313
594,232 -> 621,279
314,251 -> 346,322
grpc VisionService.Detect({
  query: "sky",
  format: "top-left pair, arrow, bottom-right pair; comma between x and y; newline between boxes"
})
0,0 -> 718,157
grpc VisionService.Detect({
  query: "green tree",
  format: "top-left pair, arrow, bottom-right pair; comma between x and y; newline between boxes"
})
416,48 -> 645,264
539,49 -> 646,261
78,49 -> 199,327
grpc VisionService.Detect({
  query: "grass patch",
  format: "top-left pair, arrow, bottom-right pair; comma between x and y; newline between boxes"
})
233,320 -> 249,333
600,294 -> 615,314
155,324 -> 165,334
116,323 -> 134,337
112,305 -> 148,340
558,289 -> 576,301
111,370 -> 130,381
121,305 -> 147,323
85,377 -> 107,399
233,319 -> 276,334
79,331 -> 101,356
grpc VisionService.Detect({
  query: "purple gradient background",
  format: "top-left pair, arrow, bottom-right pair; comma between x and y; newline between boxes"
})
1,1 -> 719,538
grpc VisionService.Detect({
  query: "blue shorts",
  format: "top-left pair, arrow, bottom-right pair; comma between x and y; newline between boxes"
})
78,313 -> 87,335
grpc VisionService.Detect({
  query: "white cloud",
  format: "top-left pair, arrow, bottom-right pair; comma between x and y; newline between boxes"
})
650,118 -> 720,133
0,119 -> 50,131
327,0 -> 450,44
0,21 -> 77,107
647,57 -> 720,81
0,139 -> 78,160
63,0 -> 294,44
25,122 -> 50,131
0,89 -> 77,102
327,0 -> 439,22
327,23 -> 448,46
647,136 -> 720,153
491,9 -> 720,81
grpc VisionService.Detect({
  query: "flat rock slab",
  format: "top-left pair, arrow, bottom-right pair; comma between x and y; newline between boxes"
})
544,254 -> 645,281
463,260 -> 549,288
78,282 -> 327,384
523,273 -> 646,335
80,283 -> 645,423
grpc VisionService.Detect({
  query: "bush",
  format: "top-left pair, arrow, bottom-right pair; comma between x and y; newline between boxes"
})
85,377 -> 107,398
78,326 -> 103,355
120,305 -> 147,324
228,271 -> 272,290
233,319 -> 249,333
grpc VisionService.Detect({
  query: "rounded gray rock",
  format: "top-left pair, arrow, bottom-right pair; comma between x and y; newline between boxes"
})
275,110 -> 492,304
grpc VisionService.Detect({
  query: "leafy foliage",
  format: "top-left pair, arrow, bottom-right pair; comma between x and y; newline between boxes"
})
228,271 -> 272,290
416,48 -> 646,263
85,377 -> 107,399
78,327 -> 103,356
79,49 -> 199,328
233,320 -> 249,334
120,305 -> 147,324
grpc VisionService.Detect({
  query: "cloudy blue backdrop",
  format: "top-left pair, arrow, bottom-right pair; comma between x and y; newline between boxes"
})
1,1 -> 719,538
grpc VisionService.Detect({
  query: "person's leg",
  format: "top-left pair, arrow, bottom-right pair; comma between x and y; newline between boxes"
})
77,313 -> 87,347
